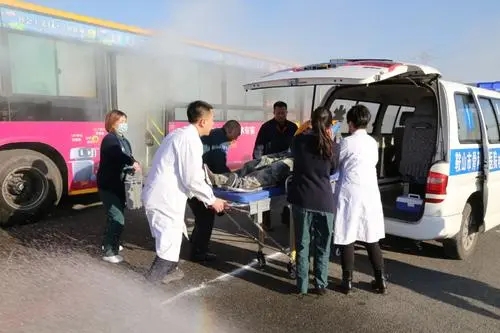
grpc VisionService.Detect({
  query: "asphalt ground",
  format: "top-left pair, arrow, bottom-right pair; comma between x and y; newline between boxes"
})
1,194 -> 499,333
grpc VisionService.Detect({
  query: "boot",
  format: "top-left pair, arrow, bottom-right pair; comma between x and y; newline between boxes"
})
337,270 -> 352,295
145,256 -> 176,283
371,270 -> 387,294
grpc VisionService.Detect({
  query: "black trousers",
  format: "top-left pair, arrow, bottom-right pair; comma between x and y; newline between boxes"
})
187,197 -> 216,255
99,189 -> 125,257
340,242 -> 384,273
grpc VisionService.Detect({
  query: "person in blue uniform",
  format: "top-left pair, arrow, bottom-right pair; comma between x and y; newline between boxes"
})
187,120 -> 241,262
253,101 -> 298,231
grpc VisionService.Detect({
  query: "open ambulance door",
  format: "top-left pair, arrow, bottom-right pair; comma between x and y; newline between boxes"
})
243,59 -> 442,128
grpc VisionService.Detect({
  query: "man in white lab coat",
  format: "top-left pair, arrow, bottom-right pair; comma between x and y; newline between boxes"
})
333,104 -> 387,295
142,100 -> 227,284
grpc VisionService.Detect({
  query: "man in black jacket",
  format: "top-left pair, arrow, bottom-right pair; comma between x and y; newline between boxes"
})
252,101 -> 298,231
187,120 -> 241,262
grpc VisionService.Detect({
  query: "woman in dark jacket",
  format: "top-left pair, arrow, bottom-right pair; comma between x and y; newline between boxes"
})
287,106 -> 337,296
97,109 -> 140,264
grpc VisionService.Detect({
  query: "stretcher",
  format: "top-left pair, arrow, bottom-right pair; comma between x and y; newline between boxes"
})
212,173 -> 338,279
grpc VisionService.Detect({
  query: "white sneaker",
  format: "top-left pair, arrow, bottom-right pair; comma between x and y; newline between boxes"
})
102,255 -> 124,264
102,245 -> 124,252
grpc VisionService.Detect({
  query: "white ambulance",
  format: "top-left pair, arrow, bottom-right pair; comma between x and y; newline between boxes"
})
244,59 -> 500,260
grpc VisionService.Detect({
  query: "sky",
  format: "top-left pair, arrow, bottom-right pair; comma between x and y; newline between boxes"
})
27,0 -> 500,82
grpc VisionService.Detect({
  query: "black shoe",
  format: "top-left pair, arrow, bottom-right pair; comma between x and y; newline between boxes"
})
315,287 -> 327,296
191,252 -> 217,263
336,271 -> 353,295
371,270 -> 388,294
145,256 -> 177,283
162,267 -> 185,284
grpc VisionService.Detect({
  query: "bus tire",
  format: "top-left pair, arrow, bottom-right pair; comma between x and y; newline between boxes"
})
0,149 -> 63,228
443,202 -> 479,260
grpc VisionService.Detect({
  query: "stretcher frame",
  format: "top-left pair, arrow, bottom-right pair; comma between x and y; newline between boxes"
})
215,176 -> 299,279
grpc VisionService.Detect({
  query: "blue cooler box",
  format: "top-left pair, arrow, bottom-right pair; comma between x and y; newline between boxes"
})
396,194 -> 423,213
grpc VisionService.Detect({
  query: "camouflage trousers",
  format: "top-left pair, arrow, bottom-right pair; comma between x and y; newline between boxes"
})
210,151 -> 293,190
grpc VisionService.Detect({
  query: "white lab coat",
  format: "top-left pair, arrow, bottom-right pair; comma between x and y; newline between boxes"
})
333,129 -> 385,245
141,124 -> 216,262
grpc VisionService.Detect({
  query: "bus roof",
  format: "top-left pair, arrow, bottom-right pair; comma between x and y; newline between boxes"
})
0,0 -> 299,67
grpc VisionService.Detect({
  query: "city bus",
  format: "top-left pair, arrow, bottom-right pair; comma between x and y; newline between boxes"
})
0,0 -> 311,227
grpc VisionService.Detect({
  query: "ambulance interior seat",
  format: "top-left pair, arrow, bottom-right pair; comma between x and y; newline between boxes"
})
392,112 -> 414,174
398,96 -> 437,191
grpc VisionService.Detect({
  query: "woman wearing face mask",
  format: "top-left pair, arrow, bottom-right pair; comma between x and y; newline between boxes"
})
97,109 -> 141,264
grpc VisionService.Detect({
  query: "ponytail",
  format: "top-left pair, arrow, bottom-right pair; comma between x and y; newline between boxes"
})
311,107 -> 334,160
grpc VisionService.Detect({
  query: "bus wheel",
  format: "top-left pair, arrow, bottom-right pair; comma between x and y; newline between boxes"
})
443,202 -> 479,260
0,149 -> 63,228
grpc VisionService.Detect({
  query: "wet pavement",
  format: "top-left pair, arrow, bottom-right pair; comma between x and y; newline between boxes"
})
1,194 -> 499,333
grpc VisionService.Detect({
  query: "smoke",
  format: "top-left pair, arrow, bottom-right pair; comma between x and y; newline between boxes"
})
0,243 -> 238,333
116,0 -> 302,167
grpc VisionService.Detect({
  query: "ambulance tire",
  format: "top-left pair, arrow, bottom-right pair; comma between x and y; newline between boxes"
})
0,149 -> 63,228
443,202 -> 479,260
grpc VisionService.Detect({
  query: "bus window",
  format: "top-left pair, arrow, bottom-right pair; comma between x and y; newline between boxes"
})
7,96 -> 102,122
307,85 -> 334,107
245,70 -> 264,107
56,40 -> 96,98
226,67 -> 246,106
264,87 -> 298,109
227,109 -> 265,122
8,33 -> 58,96
169,57 -> 200,102
8,33 -> 97,98
174,107 -> 224,121
199,62 -> 222,105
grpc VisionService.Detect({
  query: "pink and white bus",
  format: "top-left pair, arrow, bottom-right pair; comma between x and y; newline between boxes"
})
0,0 -> 310,226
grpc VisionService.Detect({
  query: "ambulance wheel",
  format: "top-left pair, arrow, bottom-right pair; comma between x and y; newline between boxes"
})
287,262 -> 296,280
0,149 -> 63,228
256,251 -> 266,268
443,202 -> 479,260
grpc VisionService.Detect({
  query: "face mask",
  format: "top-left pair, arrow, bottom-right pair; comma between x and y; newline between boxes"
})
116,122 -> 128,135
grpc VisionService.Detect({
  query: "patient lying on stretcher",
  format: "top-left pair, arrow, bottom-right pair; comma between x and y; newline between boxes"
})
205,110 -> 344,191
205,151 -> 293,191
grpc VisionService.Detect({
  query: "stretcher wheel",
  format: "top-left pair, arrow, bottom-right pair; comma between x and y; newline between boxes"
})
287,262 -> 296,280
256,251 -> 266,268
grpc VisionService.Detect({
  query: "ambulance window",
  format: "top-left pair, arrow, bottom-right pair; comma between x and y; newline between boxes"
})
393,106 -> 415,129
331,100 -> 379,134
359,102 -> 380,133
331,99 -> 356,134
479,98 -> 500,143
381,105 -> 400,134
454,93 -> 482,143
